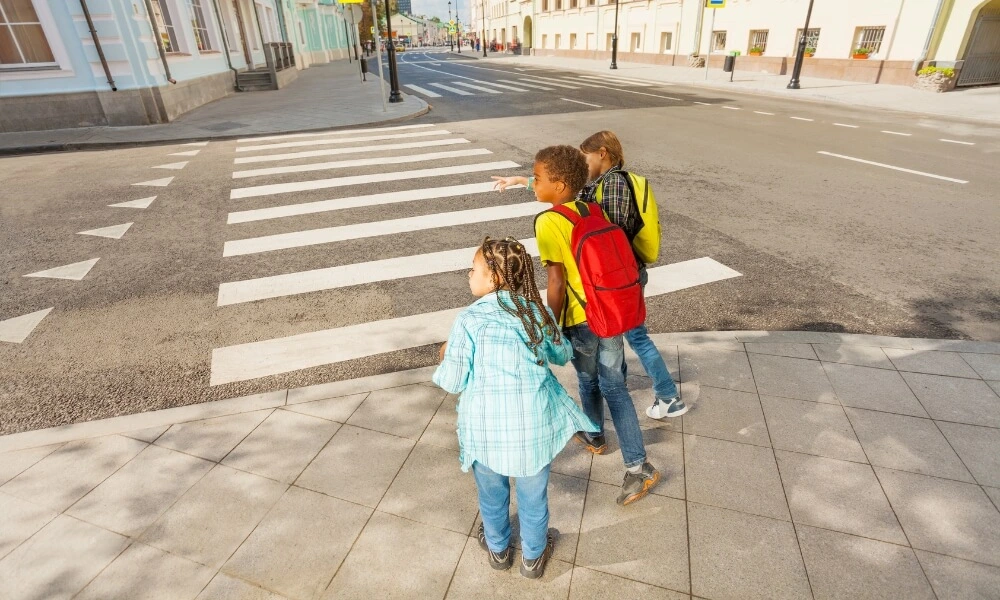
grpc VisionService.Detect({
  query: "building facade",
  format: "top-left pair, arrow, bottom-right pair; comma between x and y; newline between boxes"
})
0,0 -> 356,133
477,0 -> 1000,87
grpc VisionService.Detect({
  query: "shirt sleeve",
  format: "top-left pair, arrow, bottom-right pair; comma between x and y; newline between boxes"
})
540,307 -> 573,366
432,312 -> 475,394
534,211 -> 565,266
601,173 -> 637,238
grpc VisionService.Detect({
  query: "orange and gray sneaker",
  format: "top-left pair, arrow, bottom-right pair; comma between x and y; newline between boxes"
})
573,431 -> 607,455
519,530 -> 556,579
617,462 -> 661,505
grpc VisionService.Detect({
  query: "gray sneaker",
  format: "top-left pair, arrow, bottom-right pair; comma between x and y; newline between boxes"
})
519,529 -> 556,579
477,523 -> 513,570
617,462 -> 661,506
646,397 -> 688,419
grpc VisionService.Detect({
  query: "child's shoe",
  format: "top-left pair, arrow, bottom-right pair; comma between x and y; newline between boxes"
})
573,431 -> 607,454
519,530 -> 556,579
617,462 -> 661,505
477,523 -> 513,570
646,397 -> 688,419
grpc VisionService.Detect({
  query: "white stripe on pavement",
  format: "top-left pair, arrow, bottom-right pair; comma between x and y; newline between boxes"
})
754,111 -> 775,115
693,101 -> 712,106
428,82 -> 474,95
817,151 -> 968,184
610,89 -> 682,101
578,75 -> 655,86
833,123 -> 859,128
449,81 -> 502,93
232,148 -> 492,179
498,79 -> 554,90
517,78 -> 579,89
230,160 -> 519,199
940,139 -> 975,145
228,182 -> 521,224
790,116 -> 814,121
223,202 -> 543,256
562,98 -> 602,108
237,123 -> 435,143
466,79 -> 529,91
209,258 -> 742,385
722,106 -> 741,110
218,239 -> 541,305
234,138 -> 471,164
576,77 -> 651,88
237,130 -> 450,152
551,77 -> 605,88
881,131 -> 912,136
403,84 -> 443,97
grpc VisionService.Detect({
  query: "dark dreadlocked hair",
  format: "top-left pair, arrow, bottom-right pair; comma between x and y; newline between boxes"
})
480,236 -> 563,355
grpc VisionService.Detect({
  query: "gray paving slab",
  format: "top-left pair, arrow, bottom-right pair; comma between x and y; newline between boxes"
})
0,492 -> 57,560
0,514 -> 128,600
823,362 -> 928,417
223,486 -> 371,600
883,348 -> 984,379
678,346 -> 756,393
875,467 -> 1000,567
937,422 -> 1000,488
222,409 -> 340,484
626,343 -> 680,383
549,440 -> 593,480
679,383 -> 769,447
775,451 -> 906,544
379,442 -> 479,534
688,503 -> 811,600
989,380 -> 1000,396
845,408 -> 975,482
796,525 -> 935,600
576,480 -> 689,593
901,372 -> 1000,428
0,444 -> 60,485
323,510 -> 467,599
196,573 -> 290,600
760,396 -> 866,462
67,443 -> 214,537
812,344 -> 895,370
590,427 -> 685,500
986,486 -> 1000,509
0,434 -> 147,512
915,550 -> 1000,600
294,424 -> 414,508
961,353 -> 1000,380
155,410 -> 273,463
745,342 -> 818,360
76,541 -> 215,600
346,383 -> 446,440
750,353 -> 837,403
286,366 -> 436,404
122,425 -> 170,443
568,567 -> 690,600
684,434 -> 790,520
281,392 -> 369,424
139,464 -> 287,569
419,394 -> 461,451
446,536 -> 574,598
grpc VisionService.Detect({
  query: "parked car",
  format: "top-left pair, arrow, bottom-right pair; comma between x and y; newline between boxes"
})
394,44 -> 405,52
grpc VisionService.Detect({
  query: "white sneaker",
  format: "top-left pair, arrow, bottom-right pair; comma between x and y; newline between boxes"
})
646,397 -> 688,419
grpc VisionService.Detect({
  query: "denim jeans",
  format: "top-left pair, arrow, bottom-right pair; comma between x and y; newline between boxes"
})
623,266 -> 679,400
563,323 -> 647,469
473,461 -> 550,560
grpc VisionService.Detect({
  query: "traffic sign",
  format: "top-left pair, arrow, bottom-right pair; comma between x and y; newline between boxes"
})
337,0 -> 364,4
370,26 -> 375,34
706,0 -> 725,7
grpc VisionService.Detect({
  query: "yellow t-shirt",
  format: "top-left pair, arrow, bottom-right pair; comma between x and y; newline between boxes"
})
535,203 -> 587,328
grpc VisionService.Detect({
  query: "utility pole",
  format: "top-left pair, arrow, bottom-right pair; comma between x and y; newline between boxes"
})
384,0 -> 403,102
610,0 -> 620,69
482,0 -> 488,56
448,0 -> 454,51
787,0 -> 815,89
369,0 -> 388,111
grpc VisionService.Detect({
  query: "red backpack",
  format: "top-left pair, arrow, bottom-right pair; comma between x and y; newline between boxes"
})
546,201 -> 645,337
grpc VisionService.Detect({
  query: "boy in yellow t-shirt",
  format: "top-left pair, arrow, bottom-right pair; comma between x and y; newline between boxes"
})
531,145 -> 660,506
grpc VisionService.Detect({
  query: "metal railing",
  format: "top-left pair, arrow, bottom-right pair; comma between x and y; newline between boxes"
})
265,42 -> 295,72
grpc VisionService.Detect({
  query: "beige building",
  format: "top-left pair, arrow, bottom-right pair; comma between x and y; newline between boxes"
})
476,0 -> 1000,87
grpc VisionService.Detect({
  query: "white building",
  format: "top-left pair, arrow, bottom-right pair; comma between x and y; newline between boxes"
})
477,0 -> 1000,87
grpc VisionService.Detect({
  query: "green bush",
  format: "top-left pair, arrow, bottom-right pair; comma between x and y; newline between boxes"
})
918,66 -> 955,78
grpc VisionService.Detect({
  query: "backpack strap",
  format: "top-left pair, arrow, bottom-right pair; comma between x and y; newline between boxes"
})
550,203 -> 581,224
539,203 -> 590,312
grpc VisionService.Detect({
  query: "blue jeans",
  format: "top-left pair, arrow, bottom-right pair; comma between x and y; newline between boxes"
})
473,462 -> 550,560
623,266 -> 679,400
563,323 -> 647,469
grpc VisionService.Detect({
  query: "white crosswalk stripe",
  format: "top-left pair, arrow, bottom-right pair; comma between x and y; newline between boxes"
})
429,82 -> 473,95
238,123 -> 435,143
448,81 -> 503,94
498,79 -> 554,90
517,77 -> 579,89
463,79 -> 529,92
211,124 -> 743,385
404,84 -> 442,97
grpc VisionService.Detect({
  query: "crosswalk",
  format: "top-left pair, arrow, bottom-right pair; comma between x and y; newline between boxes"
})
211,123 -> 742,386
397,69 -> 666,99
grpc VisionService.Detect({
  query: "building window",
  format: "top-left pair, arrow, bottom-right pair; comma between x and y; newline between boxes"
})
570,0 -> 577,8
795,27 -> 819,53
555,0 -> 561,9
542,0 -> 548,10
541,33 -> 547,48
569,33 -> 576,49
660,31 -> 672,53
711,30 -> 726,53
748,29 -> 768,53
149,0 -> 179,52
630,32 -> 640,52
855,26 -> 885,55
554,33 -> 560,49
586,32 -> 594,49
0,0 -> 56,67
587,0 -> 595,5
606,32 -> 612,51
189,0 -> 214,50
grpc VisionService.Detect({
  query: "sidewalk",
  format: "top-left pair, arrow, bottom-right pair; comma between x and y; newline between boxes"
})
2,331 -> 998,599
0,60 -> 427,155
495,54 -> 1000,124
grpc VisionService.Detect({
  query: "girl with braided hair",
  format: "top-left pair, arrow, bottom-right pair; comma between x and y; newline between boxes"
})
433,236 -> 598,580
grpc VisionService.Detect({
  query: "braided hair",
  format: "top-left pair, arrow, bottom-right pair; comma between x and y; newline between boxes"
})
480,236 -> 563,354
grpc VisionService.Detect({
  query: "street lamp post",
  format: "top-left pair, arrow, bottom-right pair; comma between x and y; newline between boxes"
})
457,15 -> 461,53
610,0 -> 620,69
482,0 -> 487,56
448,1 -> 454,51
787,0 -> 815,89
384,0 -> 403,102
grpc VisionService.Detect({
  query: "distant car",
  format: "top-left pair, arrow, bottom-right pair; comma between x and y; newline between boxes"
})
394,44 -> 405,52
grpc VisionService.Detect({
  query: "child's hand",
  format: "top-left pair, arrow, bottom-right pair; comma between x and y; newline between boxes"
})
438,342 -> 448,363
491,175 -> 526,191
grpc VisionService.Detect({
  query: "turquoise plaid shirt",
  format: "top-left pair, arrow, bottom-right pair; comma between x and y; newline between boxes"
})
433,291 -> 598,478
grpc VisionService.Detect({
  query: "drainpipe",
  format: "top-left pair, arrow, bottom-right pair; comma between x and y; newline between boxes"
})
692,0 -> 704,56
79,0 -> 117,90
210,0 -> 242,90
276,0 -> 290,42
141,0 -> 177,83
913,0 -> 947,72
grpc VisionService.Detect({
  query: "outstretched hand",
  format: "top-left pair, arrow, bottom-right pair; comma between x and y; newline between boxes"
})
491,175 -> 526,192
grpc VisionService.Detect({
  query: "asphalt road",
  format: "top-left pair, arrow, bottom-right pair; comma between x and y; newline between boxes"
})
1,51 -> 997,434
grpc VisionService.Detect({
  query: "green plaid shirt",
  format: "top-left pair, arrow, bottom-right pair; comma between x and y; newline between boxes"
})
433,292 -> 598,478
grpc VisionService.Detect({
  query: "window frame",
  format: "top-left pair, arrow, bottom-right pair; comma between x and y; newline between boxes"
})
660,31 -> 672,53
794,27 -> 820,53
0,0 -> 57,68
711,30 -> 726,53
854,25 -> 886,55
148,0 -> 181,53
748,29 -> 768,53
188,0 -> 215,51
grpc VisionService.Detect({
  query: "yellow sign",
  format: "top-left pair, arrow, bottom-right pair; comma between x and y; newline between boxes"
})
706,0 -> 725,7
337,0 -> 364,4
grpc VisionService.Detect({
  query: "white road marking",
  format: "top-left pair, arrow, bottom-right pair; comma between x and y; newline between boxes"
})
609,89 -> 682,101
881,131 -> 912,136
833,123 -> 859,128
0,308 -> 54,344
234,138 -> 471,164
754,111 -> 775,115
722,106 -> 741,110
694,101 -> 712,106
181,141 -> 209,146
551,78 -> 604,88
24,258 -> 100,280
232,148 -> 492,179
153,161 -> 188,170
428,82 -> 474,95
517,78 -> 579,89
228,181 -> 519,224
210,258 -> 742,385
230,160 -> 520,199
577,75 -> 654,87
170,150 -> 201,156
403,84 -> 443,97
562,98 -> 602,108
219,239 -> 541,306
498,79 -> 554,90
237,130 -> 449,153
940,139 -> 975,146
238,123 -> 435,143
109,196 -> 156,209
817,151 -> 968,184
449,81 -> 502,94
465,79 -> 529,91
132,177 -> 174,187
78,222 -> 133,239
223,202 -> 543,257
790,116 -> 814,121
